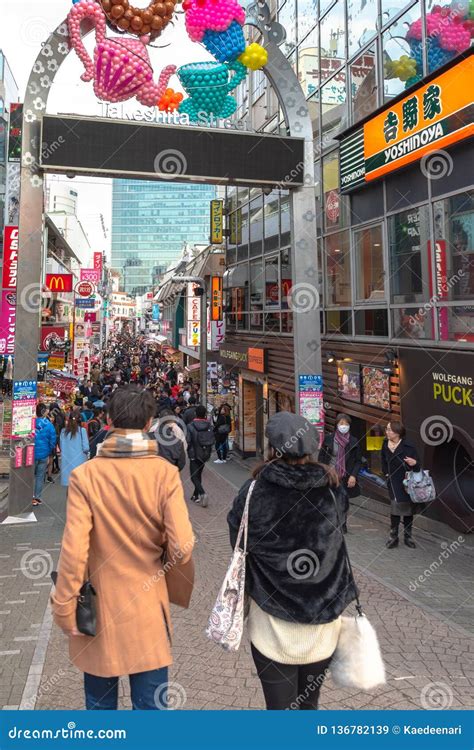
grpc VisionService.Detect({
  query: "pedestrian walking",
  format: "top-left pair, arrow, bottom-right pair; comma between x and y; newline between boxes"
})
213,404 -> 232,463
182,396 -> 197,425
186,405 -> 215,507
381,420 -> 420,549
318,413 -> 362,531
51,386 -> 195,710
60,410 -> 90,487
227,411 -> 357,710
154,408 -> 186,471
33,404 -> 57,506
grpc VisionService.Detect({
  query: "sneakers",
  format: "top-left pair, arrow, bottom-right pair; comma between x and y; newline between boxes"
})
214,459 -> 224,464
32,498 -> 42,506
46,476 -> 54,484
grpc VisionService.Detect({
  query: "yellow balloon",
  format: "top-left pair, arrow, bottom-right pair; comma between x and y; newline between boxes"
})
239,42 -> 268,70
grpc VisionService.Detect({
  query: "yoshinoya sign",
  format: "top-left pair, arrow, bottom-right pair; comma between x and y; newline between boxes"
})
339,52 -> 474,193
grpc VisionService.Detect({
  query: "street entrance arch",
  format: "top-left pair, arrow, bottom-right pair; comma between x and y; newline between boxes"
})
4,0 -> 320,520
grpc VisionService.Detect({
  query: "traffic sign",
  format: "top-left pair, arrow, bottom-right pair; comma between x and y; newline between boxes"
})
76,281 -> 95,297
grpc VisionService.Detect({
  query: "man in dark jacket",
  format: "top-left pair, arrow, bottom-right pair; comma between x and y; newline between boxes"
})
182,396 -> 197,425
186,405 -> 214,507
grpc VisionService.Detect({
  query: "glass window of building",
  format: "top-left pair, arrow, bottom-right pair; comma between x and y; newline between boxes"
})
278,0 -> 298,55
263,191 -> 280,252
354,225 -> 385,302
347,0 -> 378,57
321,71 -> 347,147
281,247 -> 293,332
433,190 -> 474,302
237,204 -> 250,261
437,306 -> 474,343
381,0 -> 416,24
308,90 -> 321,142
298,0 -> 318,41
249,195 -> 264,257
383,3 -> 421,102
322,150 -> 348,231
325,309 -> 352,334
280,191 -> 291,247
250,259 -> 264,330
320,0 -> 346,82
298,27 -> 319,97
389,205 -> 431,303
354,309 -> 389,336
392,306 -> 433,339
264,255 -> 281,331
350,46 -> 377,124
325,231 -> 351,305
229,263 -> 249,331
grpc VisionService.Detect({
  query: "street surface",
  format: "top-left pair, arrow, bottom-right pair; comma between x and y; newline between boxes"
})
0,455 -> 472,711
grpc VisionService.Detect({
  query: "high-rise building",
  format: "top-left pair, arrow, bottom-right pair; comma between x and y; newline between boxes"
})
111,180 -> 216,295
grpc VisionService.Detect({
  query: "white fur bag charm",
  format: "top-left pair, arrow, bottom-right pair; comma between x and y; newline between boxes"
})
330,613 -> 386,690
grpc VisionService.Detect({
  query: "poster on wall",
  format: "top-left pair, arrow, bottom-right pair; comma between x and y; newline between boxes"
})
0,291 -> 17,356
362,366 -> 391,410
337,362 -> 361,402
12,379 -> 37,440
299,375 -> 324,442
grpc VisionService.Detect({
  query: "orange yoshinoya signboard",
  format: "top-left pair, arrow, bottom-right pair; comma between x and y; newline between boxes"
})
340,52 -> 473,192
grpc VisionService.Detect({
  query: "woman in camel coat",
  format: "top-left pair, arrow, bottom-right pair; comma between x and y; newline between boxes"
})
51,386 -> 195,710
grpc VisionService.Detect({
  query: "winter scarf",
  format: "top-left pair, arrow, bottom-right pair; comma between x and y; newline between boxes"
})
334,429 -> 350,478
96,428 -> 158,458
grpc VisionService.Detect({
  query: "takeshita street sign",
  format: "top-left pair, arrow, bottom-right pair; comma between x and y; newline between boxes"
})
339,51 -> 474,193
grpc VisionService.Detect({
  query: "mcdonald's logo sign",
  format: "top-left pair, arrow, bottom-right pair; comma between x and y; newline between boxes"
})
45,274 -> 73,293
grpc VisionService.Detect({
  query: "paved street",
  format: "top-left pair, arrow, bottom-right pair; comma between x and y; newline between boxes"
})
0,455 -> 473,711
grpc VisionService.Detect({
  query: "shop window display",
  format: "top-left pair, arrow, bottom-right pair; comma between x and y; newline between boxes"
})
433,191 -> 474,302
325,231 -> 351,305
348,0 -> 378,57
350,46 -> 378,124
389,206 -> 431,303
354,225 -> 385,302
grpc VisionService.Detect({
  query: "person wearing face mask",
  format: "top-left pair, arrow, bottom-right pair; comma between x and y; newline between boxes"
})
381,420 -> 419,549
318,414 -> 362,532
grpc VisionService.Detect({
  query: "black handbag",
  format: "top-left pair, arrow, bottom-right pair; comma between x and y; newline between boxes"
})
51,572 -> 97,636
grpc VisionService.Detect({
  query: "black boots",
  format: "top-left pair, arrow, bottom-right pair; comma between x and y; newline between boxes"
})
386,515 -> 416,548
386,514 -> 400,548
403,516 -> 416,548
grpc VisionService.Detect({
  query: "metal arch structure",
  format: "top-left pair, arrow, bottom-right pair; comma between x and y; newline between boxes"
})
4,3 -> 321,519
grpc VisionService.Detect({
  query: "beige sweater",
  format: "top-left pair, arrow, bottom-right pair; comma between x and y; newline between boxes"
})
248,598 -> 341,665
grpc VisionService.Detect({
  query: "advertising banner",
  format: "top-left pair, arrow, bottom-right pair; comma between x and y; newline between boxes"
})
187,320 -> 200,347
207,318 -> 226,351
40,326 -> 67,352
210,199 -> 223,244
80,268 -> 101,284
211,276 -> 223,321
0,291 -> 17,355
75,297 -> 96,309
299,374 -> 324,437
93,252 -> 103,275
2,226 -> 19,290
186,283 -> 200,346
12,379 -> 37,440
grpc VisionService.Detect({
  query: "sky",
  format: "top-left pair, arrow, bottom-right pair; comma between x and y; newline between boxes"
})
1,0 -> 212,261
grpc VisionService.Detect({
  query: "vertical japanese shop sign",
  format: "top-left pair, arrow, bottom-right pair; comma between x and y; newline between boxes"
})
94,252 -> 103,275
210,200 -> 223,244
12,379 -> 37,440
299,375 -> 324,443
0,291 -> 17,356
2,226 -> 19,290
211,276 -> 223,321
186,283 -> 200,347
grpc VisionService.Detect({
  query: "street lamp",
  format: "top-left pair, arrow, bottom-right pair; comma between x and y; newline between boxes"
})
170,275 -> 207,409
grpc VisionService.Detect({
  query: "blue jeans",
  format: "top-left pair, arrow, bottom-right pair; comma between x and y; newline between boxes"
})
34,458 -> 48,499
84,667 -> 169,710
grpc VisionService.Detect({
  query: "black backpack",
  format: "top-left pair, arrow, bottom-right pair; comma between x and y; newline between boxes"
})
193,423 -> 215,463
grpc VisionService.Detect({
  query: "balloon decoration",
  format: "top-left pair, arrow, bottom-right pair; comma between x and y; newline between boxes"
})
68,0 -> 176,104
158,87 -> 184,111
99,0 -> 178,40
67,0 -> 269,120
386,2 -> 473,88
177,59 -> 247,119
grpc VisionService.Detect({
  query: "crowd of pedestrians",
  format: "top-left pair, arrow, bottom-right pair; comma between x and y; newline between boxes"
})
33,331 -> 420,711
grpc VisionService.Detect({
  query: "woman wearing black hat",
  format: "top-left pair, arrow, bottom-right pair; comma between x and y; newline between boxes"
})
227,411 -> 358,710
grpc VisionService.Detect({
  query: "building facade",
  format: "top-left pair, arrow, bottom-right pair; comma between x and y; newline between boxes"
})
111,179 -> 217,296
223,1 -> 473,531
